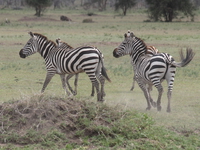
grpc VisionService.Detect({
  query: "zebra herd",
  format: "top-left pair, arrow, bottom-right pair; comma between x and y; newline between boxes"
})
19,31 -> 195,112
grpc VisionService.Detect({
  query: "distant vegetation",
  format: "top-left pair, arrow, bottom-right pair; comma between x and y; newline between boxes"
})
0,0 -> 199,21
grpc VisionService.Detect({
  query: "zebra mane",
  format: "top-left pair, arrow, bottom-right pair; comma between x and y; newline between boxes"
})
33,33 -> 56,46
60,41 -> 73,49
135,36 -> 147,50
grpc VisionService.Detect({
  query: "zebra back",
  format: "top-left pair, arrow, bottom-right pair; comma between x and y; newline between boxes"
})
146,46 -> 159,56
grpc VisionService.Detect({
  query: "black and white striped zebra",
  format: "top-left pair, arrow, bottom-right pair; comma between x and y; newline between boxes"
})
113,31 -> 195,112
19,32 -> 111,102
55,38 -> 105,97
130,45 -> 159,91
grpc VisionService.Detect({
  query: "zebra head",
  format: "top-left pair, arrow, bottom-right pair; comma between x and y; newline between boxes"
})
19,32 -> 38,58
113,31 -> 136,58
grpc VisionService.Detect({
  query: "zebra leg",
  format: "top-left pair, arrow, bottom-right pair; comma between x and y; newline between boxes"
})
148,84 -> 157,107
167,90 -> 172,113
130,67 -> 136,91
41,72 -> 55,93
60,74 -> 71,96
137,81 -> 151,110
91,84 -> 95,96
155,84 -> 163,111
130,74 -> 135,91
73,74 -> 79,96
97,74 -> 106,98
87,73 -> 101,102
66,74 -> 77,95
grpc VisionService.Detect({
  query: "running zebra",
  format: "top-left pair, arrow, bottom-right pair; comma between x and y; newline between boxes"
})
19,32 -> 111,102
55,38 -> 104,97
130,45 -> 159,91
113,31 -> 195,112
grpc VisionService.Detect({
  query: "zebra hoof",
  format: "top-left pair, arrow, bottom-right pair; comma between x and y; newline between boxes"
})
146,106 -> 151,110
72,92 -> 77,96
98,99 -> 105,102
151,101 -> 157,108
167,108 -> 171,113
157,106 -> 162,111
91,93 -> 94,97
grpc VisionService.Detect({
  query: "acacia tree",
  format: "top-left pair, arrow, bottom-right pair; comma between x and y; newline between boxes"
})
25,0 -> 52,17
146,0 -> 195,22
115,0 -> 136,16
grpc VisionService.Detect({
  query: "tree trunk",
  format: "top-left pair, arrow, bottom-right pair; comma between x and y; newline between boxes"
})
123,6 -> 127,16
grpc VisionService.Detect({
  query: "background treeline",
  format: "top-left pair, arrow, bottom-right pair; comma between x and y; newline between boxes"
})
1,0 -> 200,10
0,0 -> 200,21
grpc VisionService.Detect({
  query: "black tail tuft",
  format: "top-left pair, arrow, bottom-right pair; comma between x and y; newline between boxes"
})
101,66 -> 111,82
172,48 -> 195,67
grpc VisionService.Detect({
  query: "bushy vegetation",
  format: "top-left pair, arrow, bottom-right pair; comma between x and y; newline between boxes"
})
0,95 -> 199,149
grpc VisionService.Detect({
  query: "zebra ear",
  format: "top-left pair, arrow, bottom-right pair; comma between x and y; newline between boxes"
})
124,33 -> 127,38
56,38 -> 59,45
29,32 -> 34,37
130,32 -> 135,38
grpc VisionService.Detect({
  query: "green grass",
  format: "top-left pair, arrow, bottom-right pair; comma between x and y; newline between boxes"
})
0,7 -> 200,149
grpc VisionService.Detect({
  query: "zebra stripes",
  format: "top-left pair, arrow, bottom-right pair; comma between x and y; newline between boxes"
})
130,46 -> 159,91
55,38 -> 79,96
113,31 -> 195,112
19,32 -> 111,102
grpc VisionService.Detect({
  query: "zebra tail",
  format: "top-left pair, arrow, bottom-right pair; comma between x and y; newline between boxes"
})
101,66 -> 111,82
98,54 -> 111,82
171,48 -> 195,67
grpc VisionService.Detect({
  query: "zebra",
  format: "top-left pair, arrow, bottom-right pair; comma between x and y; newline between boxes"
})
130,45 -> 159,91
55,38 -> 105,97
113,31 -> 195,112
19,32 -> 111,102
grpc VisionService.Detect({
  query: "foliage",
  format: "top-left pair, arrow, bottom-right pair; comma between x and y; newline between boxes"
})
83,0 -> 108,11
145,0 -> 196,22
25,0 -> 52,17
115,0 -> 136,16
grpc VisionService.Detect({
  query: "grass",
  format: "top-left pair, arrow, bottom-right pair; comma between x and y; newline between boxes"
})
0,7 -> 200,149
0,95 -> 200,149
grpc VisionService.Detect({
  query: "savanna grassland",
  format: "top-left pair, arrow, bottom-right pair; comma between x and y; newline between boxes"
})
0,7 -> 200,149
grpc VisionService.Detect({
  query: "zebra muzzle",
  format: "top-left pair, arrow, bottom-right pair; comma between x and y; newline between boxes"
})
19,49 -> 26,58
113,48 -> 119,58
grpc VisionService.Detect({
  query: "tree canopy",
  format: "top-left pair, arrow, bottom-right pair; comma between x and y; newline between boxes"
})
25,0 -> 52,17
146,0 -> 196,22
115,0 -> 136,16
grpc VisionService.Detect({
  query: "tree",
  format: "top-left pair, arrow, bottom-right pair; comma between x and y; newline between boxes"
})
82,0 -> 107,11
25,0 -> 52,17
115,0 -> 136,16
146,0 -> 196,22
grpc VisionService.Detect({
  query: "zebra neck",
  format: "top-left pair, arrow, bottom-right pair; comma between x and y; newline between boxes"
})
131,48 -> 146,64
39,41 -> 56,59
130,38 -> 147,64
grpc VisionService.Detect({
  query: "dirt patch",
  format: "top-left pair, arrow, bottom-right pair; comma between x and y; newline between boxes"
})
18,16 -> 60,22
